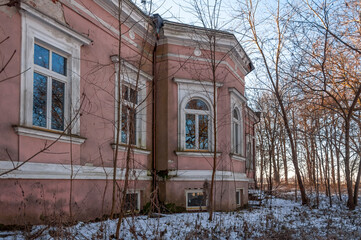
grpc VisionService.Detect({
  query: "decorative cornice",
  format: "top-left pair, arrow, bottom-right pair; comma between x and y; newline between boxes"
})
173,78 -> 223,87
229,87 -> 247,103
20,2 -> 92,45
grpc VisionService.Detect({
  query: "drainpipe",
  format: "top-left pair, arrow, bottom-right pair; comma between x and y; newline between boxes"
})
151,14 -> 164,194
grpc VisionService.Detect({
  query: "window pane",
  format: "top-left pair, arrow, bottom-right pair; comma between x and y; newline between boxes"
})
185,114 -> 195,149
124,193 -> 138,211
129,88 -> 137,104
33,73 -> 48,127
34,44 -> 49,69
199,115 -> 208,150
129,108 -> 136,145
187,192 -> 205,207
122,86 -> 129,101
51,80 -> 65,130
185,99 -> 208,110
236,191 -> 240,205
235,123 -> 239,153
121,105 -> 128,143
233,109 -> 239,120
52,52 -> 67,76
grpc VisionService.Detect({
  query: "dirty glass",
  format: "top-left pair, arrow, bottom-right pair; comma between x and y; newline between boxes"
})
52,52 -> 67,76
187,192 -> 205,207
185,99 -> 208,110
124,193 -> 138,211
185,114 -> 195,149
51,80 -> 65,130
121,105 -> 128,143
34,44 -> 49,69
33,73 -> 48,127
198,115 -> 208,149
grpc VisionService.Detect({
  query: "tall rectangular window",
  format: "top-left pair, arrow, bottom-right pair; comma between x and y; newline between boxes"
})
33,43 -> 67,131
121,85 -> 137,145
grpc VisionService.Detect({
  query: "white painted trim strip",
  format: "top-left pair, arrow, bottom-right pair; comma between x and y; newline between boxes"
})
111,144 -> 151,155
20,3 -> 92,45
168,170 -> 249,182
230,154 -> 246,162
14,126 -> 86,144
173,78 -> 223,87
175,151 -> 221,157
0,161 -> 151,180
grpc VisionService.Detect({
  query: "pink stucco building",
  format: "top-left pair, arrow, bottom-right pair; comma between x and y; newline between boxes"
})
0,0 -> 257,224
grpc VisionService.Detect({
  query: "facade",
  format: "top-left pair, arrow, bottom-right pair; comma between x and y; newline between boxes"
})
0,0 -> 257,224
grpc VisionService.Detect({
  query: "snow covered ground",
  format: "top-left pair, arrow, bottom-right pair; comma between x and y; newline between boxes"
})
2,193 -> 361,239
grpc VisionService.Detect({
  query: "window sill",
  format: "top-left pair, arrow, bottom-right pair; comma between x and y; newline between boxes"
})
230,154 -> 246,161
14,126 -> 86,144
175,151 -> 221,157
111,144 -> 151,155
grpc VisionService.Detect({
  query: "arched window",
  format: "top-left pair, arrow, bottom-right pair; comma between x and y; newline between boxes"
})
184,99 -> 210,150
232,107 -> 243,154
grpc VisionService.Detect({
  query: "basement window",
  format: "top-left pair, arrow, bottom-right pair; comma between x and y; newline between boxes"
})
186,190 -> 207,210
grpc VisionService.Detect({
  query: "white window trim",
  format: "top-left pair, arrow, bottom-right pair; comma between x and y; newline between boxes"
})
111,56 -> 149,149
229,88 -> 246,157
176,78 -> 222,152
20,5 -> 90,136
236,188 -> 244,206
185,189 -> 207,210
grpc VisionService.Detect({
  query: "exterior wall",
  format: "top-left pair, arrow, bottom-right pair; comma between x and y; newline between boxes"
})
0,0 -> 256,224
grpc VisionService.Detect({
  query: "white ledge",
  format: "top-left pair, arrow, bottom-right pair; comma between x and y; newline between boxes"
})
230,154 -> 246,161
175,151 -> 221,157
174,78 -> 223,87
20,2 -> 92,45
168,170 -> 248,182
14,126 -> 86,145
111,144 -> 151,155
0,161 -> 150,180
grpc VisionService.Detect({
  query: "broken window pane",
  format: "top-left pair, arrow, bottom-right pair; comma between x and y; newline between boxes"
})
33,73 -> 47,127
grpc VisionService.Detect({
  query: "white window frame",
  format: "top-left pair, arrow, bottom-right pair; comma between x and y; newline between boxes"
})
20,4 -> 90,137
112,56 -> 151,149
236,188 -> 244,206
183,98 -> 211,150
185,189 -> 207,210
175,78 -> 223,152
125,190 -> 141,211
229,88 -> 246,157
232,107 -> 243,155
32,42 -> 69,130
